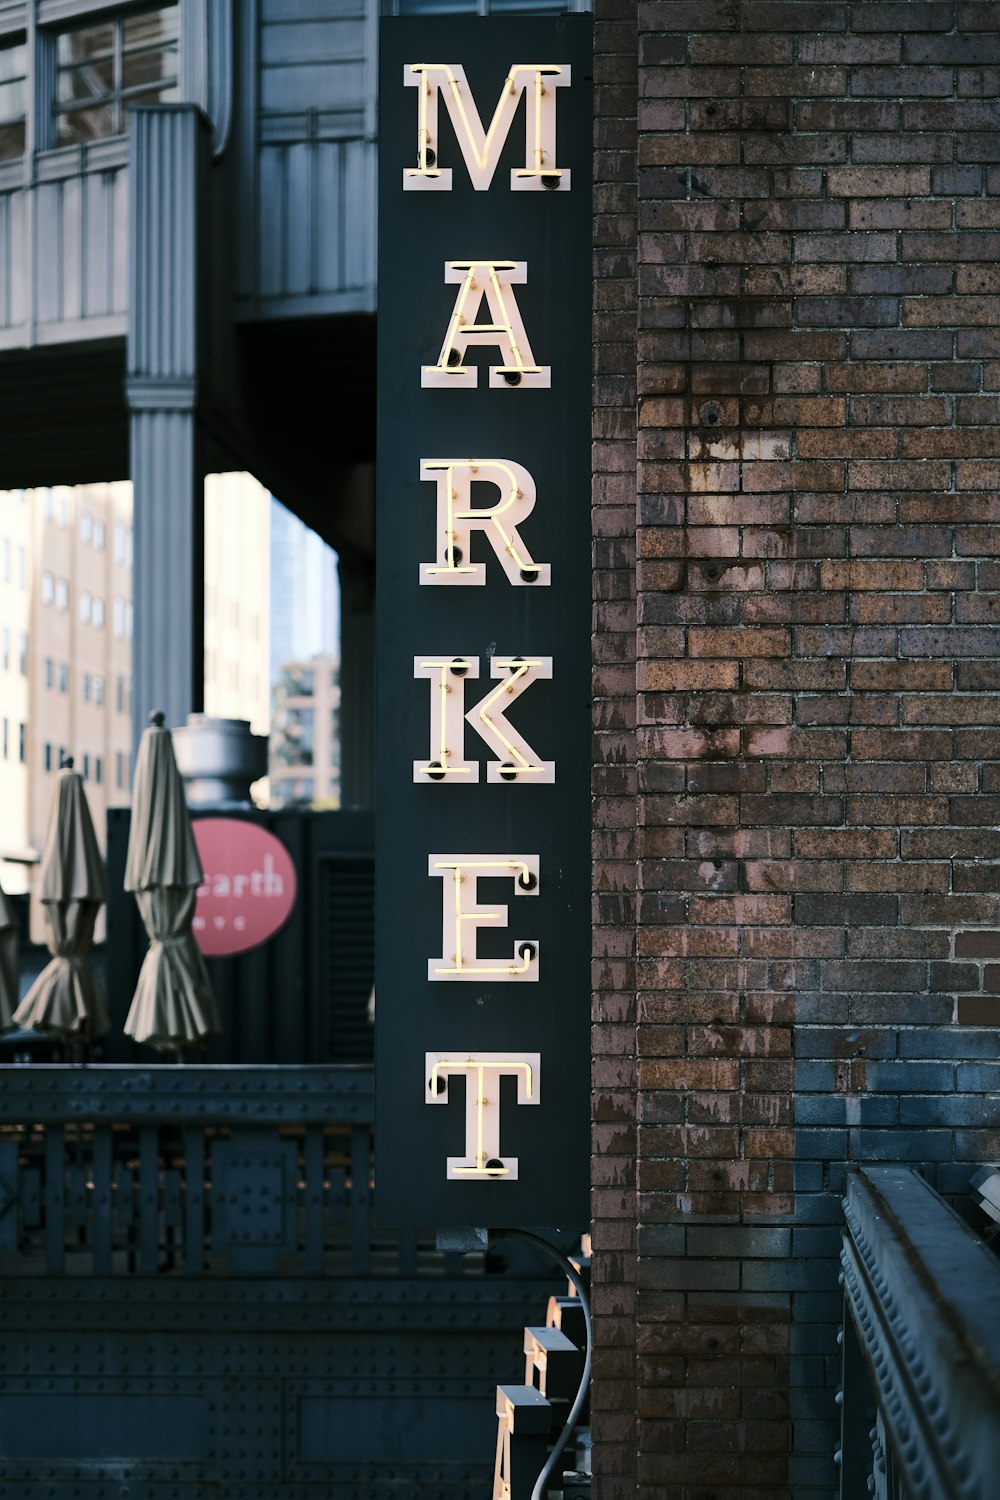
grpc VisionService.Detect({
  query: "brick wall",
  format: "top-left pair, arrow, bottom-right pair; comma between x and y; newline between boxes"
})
592,0 -> 640,1490
591,3 -> 1000,1496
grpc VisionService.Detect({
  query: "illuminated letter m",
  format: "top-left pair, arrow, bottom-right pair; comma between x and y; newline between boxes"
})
403,63 -> 571,192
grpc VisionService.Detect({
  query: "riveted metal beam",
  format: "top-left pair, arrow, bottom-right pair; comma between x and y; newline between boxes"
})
841,1165 -> 1000,1500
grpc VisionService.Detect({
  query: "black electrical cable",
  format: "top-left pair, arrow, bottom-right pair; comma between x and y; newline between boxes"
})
489,1227 -> 592,1500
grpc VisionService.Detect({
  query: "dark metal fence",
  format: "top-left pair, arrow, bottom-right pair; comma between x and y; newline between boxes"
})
0,1064 -> 559,1499
0,1063 -> 491,1279
839,1165 -> 1000,1500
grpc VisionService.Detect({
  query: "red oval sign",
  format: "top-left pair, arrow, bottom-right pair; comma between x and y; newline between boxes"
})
191,819 -> 297,957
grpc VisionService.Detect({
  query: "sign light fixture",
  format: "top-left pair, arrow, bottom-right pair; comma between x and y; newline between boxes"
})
403,63 -> 570,192
428,855 -> 540,981
421,262 -> 550,390
413,654 -> 554,784
419,459 -> 550,588
425,1052 -> 541,1180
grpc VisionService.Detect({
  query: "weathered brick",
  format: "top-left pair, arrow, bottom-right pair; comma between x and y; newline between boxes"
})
598,5 -> 1000,1490
850,199 -> 952,229
852,1 -> 954,29
959,996 -> 1000,1025
854,132 -> 953,164
957,931 -> 1000,958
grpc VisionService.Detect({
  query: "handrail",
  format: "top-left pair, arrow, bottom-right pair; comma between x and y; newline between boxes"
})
840,1165 -> 1000,1500
0,1064 -> 491,1280
0,1062 -> 374,1124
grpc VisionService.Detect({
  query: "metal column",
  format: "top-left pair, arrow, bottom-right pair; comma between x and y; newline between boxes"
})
126,105 -> 210,740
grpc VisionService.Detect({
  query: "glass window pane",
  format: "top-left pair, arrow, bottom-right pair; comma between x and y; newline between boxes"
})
58,59 -> 115,105
53,8 -> 179,144
0,39 -> 25,158
0,121 -> 24,161
122,43 -> 179,92
0,43 -> 25,86
124,8 -> 179,49
56,103 -> 115,145
0,78 -> 23,123
57,25 -> 114,66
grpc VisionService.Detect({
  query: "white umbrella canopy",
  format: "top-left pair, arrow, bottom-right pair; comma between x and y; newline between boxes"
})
13,761 -> 109,1046
0,880 -> 18,1031
123,712 -> 220,1053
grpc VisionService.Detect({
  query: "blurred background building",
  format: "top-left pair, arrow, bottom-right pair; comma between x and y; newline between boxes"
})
0,483 -> 133,898
0,473 -> 341,903
270,655 -> 341,810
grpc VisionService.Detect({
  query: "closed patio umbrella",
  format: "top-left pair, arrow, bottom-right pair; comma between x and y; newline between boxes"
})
0,880 -> 18,1031
123,712 -> 220,1053
13,759 -> 109,1049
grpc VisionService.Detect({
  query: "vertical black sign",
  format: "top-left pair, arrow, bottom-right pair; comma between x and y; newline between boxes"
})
376,18 -> 592,1227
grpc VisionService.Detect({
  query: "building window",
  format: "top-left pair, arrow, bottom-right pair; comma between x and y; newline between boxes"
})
82,672 -> 92,703
82,753 -> 90,781
113,597 -> 124,637
44,743 -> 52,772
94,756 -> 103,785
94,518 -> 106,550
57,662 -> 68,694
18,723 -> 25,764
0,38 -> 26,163
57,495 -> 69,528
17,632 -> 27,675
113,521 -> 126,563
93,675 -> 104,707
55,577 -> 68,611
92,595 -> 105,629
53,7 -> 179,147
284,668 -> 315,699
79,590 -> 91,624
16,545 -> 24,588
44,656 -> 53,689
41,571 -> 54,604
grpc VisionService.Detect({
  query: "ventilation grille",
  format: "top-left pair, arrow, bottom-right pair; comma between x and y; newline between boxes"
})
321,856 -> 375,1063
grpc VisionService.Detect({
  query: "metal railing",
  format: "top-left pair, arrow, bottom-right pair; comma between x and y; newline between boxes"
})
839,1165 -> 1000,1500
0,1064 -> 484,1279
